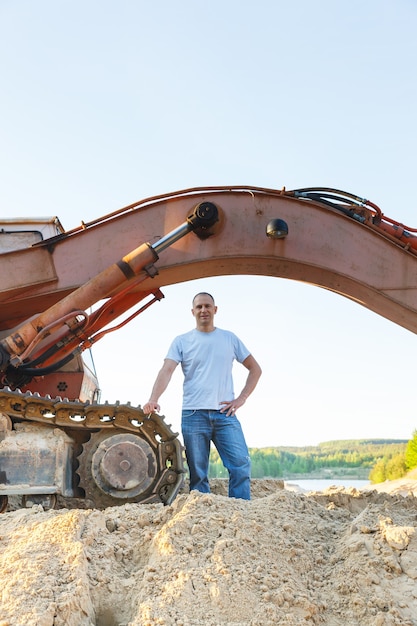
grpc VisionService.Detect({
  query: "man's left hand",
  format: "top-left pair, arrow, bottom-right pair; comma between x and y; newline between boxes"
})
219,397 -> 246,416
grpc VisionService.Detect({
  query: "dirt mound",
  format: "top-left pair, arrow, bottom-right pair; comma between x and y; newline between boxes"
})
1,479 -> 417,625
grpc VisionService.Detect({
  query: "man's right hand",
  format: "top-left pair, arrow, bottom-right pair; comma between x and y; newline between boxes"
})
142,401 -> 160,415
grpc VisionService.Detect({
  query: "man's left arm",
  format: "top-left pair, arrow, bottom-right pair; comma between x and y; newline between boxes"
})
220,355 -> 262,415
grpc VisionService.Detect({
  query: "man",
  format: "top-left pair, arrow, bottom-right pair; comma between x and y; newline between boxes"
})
143,292 -> 262,500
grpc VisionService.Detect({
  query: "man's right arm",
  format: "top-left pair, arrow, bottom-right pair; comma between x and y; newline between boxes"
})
142,358 -> 178,414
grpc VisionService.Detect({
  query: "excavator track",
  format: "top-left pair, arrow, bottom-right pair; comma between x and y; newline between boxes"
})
0,387 -> 185,509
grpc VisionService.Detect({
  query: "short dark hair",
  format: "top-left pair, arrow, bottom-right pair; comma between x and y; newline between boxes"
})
192,292 -> 215,305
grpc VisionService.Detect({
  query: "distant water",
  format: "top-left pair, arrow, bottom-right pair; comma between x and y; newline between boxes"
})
285,478 -> 370,492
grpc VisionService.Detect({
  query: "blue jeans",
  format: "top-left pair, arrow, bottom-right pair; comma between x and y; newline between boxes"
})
181,409 -> 251,500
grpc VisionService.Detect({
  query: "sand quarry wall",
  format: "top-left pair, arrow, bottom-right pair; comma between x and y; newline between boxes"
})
0,478 -> 417,626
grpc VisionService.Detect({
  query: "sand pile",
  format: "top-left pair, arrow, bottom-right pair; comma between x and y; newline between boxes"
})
0,478 -> 416,626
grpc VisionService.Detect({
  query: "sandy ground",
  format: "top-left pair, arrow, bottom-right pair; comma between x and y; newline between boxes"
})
1,475 -> 417,626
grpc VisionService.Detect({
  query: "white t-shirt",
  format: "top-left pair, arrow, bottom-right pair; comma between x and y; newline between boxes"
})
166,327 -> 250,410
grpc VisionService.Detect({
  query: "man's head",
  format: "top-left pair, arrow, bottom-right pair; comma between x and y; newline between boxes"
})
191,292 -> 217,331
192,292 -> 215,306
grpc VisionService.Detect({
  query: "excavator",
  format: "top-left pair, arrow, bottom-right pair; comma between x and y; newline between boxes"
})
1,185 -> 417,512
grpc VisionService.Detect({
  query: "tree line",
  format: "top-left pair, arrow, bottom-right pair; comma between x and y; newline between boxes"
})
207,435 -> 417,483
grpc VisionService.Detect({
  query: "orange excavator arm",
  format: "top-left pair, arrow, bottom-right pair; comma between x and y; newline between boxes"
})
2,185 -> 417,394
3,185 -> 417,309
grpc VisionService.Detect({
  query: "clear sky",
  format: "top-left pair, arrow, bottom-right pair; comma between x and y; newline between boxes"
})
1,1 -> 417,448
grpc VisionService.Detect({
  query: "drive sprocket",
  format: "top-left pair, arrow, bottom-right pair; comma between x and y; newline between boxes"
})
76,429 -> 183,508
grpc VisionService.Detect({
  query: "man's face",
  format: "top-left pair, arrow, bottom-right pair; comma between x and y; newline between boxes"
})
192,294 -> 217,329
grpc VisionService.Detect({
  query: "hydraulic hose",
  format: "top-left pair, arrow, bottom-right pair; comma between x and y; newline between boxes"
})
10,352 -> 77,379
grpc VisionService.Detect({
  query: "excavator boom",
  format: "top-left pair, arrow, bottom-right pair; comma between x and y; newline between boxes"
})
2,186 -> 417,336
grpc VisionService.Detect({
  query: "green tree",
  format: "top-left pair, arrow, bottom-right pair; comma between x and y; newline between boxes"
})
405,430 -> 417,470
385,454 -> 407,480
369,459 -> 386,484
